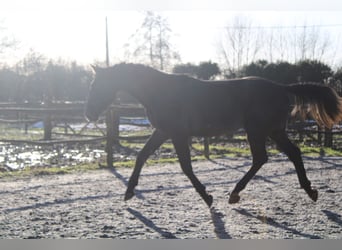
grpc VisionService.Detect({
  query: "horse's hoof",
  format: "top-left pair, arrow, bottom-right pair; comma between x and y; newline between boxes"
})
228,193 -> 240,204
308,189 -> 318,202
205,195 -> 213,208
124,191 -> 135,201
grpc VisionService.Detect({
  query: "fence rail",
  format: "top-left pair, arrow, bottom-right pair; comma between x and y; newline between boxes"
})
0,102 -> 341,168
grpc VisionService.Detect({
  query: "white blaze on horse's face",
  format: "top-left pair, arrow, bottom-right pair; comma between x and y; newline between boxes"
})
85,66 -> 117,121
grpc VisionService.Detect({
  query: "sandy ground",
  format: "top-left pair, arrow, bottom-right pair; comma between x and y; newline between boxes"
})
0,155 -> 341,239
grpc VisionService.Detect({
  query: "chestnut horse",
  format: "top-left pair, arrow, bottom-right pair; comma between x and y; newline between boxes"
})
85,63 -> 342,207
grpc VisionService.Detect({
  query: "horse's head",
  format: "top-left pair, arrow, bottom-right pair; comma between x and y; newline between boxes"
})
85,65 -> 119,121
85,63 -> 152,121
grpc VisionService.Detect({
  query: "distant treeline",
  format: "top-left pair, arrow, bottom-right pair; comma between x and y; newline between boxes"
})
173,59 -> 342,95
240,59 -> 342,95
0,58 -> 342,103
0,55 -> 92,103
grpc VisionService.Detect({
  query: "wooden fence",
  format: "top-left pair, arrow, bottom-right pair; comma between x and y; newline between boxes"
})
0,102 -> 148,140
0,102 -> 341,168
286,120 -> 342,148
0,102 -> 148,167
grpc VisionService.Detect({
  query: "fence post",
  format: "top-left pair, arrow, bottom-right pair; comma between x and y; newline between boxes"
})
24,113 -> 28,134
43,99 -> 52,140
44,115 -> 52,140
112,106 -> 120,146
317,127 -> 322,145
204,137 -> 210,159
105,108 -> 115,167
324,128 -> 333,148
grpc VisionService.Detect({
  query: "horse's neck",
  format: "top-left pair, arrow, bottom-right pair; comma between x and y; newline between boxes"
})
122,72 -> 159,107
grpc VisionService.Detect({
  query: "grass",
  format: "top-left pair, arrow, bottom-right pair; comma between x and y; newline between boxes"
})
0,163 -> 101,179
299,145 -> 342,157
0,127 -> 43,141
2,143 -> 340,180
1,124 -> 342,179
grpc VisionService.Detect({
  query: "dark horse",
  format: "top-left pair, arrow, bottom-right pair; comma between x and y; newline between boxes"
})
85,63 -> 342,208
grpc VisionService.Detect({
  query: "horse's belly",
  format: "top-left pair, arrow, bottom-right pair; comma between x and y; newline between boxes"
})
187,114 -> 243,136
146,105 -> 244,136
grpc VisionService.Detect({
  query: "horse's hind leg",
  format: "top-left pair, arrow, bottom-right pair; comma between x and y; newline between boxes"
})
270,130 -> 318,202
124,129 -> 168,201
172,136 -> 213,207
229,134 -> 268,204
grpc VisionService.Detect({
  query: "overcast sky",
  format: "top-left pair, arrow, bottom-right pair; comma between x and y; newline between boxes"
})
1,1 -> 342,67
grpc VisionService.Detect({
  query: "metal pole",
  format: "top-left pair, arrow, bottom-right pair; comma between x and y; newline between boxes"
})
105,16 -> 113,167
105,16 -> 109,67
104,16 -> 120,168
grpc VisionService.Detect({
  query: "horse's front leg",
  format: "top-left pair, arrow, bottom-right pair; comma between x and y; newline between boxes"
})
124,129 -> 168,201
172,135 -> 213,207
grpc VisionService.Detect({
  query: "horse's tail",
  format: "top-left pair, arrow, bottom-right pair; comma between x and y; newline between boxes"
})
284,83 -> 342,129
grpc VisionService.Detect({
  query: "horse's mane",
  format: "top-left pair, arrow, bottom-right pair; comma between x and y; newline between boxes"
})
112,63 -> 166,77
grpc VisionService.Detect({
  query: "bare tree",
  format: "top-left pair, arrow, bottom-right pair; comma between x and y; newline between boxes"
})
274,28 -> 291,62
0,21 -> 18,57
217,15 -> 263,75
261,27 -> 291,63
267,24 -> 331,63
217,15 -> 336,74
15,49 -> 47,75
124,11 -> 180,71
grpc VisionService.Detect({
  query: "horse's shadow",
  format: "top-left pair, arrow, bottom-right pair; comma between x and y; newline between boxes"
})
210,207 -> 232,239
322,210 -> 342,227
209,158 -> 277,185
233,208 -> 322,239
126,207 -> 177,239
104,164 -> 145,200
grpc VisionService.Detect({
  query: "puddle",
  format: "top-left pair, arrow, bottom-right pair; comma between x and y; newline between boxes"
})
0,120 -> 150,171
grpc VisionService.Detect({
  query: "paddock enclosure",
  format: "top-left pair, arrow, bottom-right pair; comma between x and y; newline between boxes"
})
0,100 -> 341,238
0,156 -> 341,239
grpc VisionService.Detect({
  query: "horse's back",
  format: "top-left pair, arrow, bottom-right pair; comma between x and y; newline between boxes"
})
147,76 -> 290,136
187,77 -> 290,135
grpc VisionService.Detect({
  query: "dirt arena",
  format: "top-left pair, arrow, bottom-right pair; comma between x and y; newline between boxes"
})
0,156 -> 341,239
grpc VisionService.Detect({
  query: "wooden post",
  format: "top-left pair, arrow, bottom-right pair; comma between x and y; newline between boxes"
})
43,98 -> 52,140
43,114 -> 52,140
324,128 -> 333,148
105,105 -> 121,167
64,121 -> 68,134
317,126 -> 322,145
298,122 -> 303,142
24,113 -> 28,134
105,108 -> 115,168
204,137 -> 210,159
112,106 -> 120,146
